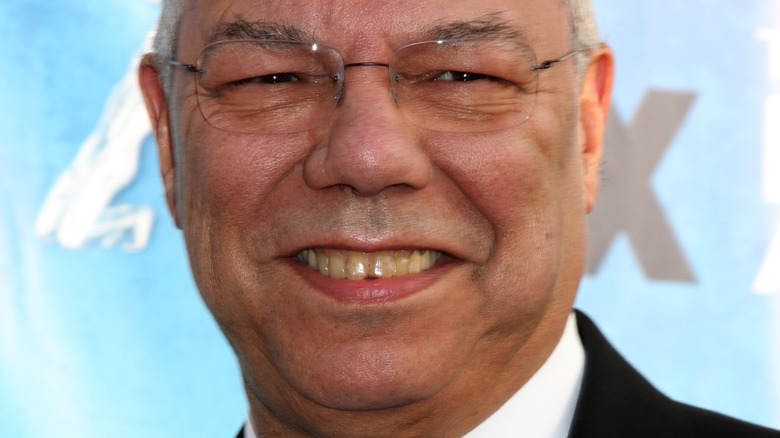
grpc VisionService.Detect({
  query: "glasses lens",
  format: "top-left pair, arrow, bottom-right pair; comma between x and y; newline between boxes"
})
390,39 -> 539,132
194,40 -> 344,134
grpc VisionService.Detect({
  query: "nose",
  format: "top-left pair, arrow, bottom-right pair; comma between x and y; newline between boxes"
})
303,67 -> 431,197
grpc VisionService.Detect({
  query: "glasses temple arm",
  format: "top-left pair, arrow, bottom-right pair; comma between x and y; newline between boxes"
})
165,58 -> 204,74
531,50 -> 580,71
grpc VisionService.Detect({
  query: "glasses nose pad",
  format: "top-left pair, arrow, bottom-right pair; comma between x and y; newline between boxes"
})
334,73 -> 345,105
390,73 -> 401,106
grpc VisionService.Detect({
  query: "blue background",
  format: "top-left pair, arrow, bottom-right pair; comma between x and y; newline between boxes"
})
1,1 -> 779,436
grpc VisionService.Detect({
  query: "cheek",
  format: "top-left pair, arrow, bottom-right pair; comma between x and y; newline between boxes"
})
427,117 -> 581,305
180,127 -> 312,227
176,127 -> 316,314
430,128 -> 566,239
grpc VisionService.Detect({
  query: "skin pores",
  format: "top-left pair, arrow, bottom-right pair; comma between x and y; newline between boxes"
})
140,0 -> 612,436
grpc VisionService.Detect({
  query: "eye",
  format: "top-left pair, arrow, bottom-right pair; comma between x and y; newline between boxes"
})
433,71 -> 490,82
233,72 -> 301,86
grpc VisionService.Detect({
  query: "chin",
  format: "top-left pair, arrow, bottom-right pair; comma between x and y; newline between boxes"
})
283,341 -> 455,412
314,385 -> 425,412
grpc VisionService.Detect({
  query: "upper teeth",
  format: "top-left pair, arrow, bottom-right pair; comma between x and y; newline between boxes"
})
297,249 -> 443,280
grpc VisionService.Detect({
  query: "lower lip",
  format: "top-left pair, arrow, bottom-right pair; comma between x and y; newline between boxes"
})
290,257 -> 452,304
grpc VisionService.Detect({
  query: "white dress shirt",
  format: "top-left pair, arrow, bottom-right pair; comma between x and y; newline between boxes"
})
245,313 -> 585,438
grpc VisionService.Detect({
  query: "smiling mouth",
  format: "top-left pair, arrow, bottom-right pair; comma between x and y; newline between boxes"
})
296,249 -> 444,280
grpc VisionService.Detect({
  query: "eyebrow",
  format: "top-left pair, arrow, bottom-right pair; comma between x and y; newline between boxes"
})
208,12 -> 526,46
424,12 -> 526,43
210,19 -> 312,44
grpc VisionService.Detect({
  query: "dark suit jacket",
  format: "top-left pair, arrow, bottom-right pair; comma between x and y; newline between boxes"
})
236,311 -> 780,437
569,310 -> 778,437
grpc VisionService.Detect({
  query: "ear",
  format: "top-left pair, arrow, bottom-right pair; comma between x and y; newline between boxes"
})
139,54 -> 181,229
578,44 -> 614,214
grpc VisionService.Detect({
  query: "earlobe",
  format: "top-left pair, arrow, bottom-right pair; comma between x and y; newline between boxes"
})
579,44 -> 615,214
139,54 -> 181,229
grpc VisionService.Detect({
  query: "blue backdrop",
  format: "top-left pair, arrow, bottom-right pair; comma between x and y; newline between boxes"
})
1,1 -> 778,436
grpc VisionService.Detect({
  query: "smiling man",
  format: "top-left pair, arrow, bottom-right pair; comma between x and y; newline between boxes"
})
139,1 -> 778,437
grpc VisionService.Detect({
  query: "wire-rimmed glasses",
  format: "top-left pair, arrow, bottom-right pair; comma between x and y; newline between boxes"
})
166,39 -> 579,134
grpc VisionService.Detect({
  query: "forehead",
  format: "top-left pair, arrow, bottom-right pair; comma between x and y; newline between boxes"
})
179,0 -> 571,57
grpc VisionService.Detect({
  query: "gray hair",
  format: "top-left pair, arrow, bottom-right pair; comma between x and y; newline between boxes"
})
152,0 -> 185,93
152,0 -> 601,92
152,0 -> 185,61
564,0 -> 602,78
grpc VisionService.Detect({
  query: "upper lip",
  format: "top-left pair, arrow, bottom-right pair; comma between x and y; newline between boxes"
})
257,202 -> 488,264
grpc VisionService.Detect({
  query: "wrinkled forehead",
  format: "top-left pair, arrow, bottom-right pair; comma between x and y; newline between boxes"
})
177,0 -> 571,59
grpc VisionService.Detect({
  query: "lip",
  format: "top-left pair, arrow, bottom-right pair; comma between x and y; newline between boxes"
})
290,255 -> 454,304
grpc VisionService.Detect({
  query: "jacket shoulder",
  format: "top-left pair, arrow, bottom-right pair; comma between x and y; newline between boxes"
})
569,311 -> 780,438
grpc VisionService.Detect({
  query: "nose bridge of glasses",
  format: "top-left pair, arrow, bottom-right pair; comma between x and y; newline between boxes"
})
344,62 -> 391,69
338,61 -> 397,105
342,62 -> 393,85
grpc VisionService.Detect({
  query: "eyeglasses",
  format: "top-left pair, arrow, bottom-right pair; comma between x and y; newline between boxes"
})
166,39 -> 579,134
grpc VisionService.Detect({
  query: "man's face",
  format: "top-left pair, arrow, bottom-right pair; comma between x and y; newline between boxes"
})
143,0 -> 610,434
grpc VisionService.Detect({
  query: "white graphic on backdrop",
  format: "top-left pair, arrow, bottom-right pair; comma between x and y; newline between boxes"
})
754,29 -> 780,295
35,34 -> 156,253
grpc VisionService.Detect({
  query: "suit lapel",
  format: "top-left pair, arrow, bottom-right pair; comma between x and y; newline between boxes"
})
569,310 -> 686,437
